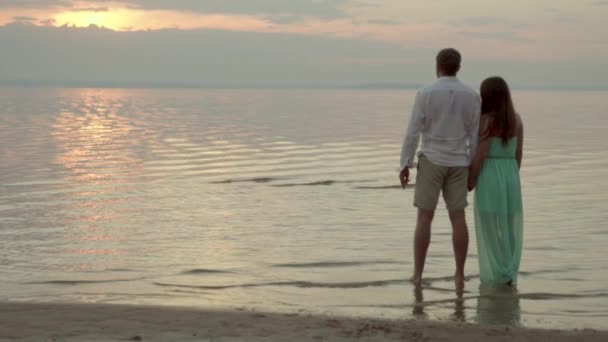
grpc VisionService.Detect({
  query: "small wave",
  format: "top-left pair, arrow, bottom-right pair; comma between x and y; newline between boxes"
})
104,268 -> 137,272
74,291 -> 186,298
335,295 -> 480,309
26,277 -> 146,285
170,289 -> 214,295
273,179 -> 374,187
354,185 -> 413,190
425,285 -> 469,293
210,177 -> 278,184
517,292 -> 608,300
519,267 -> 581,276
180,268 -> 234,275
3,180 -> 67,187
273,260 -> 402,268
563,309 -> 608,314
273,180 -> 359,187
154,278 -> 405,290
273,180 -> 336,187
422,274 -> 481,282
527,246 -> 563,251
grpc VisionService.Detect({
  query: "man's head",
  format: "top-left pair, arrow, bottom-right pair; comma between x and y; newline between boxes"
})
436,48 -> 461,77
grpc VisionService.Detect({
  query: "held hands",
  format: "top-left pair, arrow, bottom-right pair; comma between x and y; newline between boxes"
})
467,171 -> 476,192
399,167 -> 410,189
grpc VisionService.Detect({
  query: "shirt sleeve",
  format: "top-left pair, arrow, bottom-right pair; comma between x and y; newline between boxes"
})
399,90 -> 425,172
466,94 -> 482,163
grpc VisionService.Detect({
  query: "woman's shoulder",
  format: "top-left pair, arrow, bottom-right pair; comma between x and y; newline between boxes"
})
514,112 -> 523,130
516,113 -> 524,140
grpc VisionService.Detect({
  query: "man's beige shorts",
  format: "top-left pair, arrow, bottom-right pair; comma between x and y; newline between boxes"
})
414,154 -> 469,211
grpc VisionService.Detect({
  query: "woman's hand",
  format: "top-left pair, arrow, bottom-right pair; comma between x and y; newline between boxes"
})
467,170 -> 476,192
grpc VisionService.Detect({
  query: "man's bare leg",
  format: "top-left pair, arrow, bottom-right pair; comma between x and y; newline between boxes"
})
448,209 -> 468,290
411,208 -> 435,287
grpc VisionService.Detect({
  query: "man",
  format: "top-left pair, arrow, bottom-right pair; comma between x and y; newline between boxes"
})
399,48 -> 481,289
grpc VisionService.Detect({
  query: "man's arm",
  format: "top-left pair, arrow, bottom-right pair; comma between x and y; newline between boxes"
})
467,95 -> 482,162
400,90 -> 425,173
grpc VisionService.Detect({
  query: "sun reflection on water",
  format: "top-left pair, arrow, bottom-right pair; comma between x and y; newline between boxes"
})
51,90 -> 141,185
49,89 -> 147,268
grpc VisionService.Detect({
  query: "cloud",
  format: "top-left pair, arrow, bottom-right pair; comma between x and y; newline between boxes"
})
120,0 -> 354,21
448,16 -> 531,43
451,16 -> 512,27
0,23 -> 419,86
12,16 -> 37,21
0,0 -> 72,9
543,8 -> 572,23
0,22 -> 606,89
263,15 -> 305,25
39,18 -> 56,26
544,8 -> 562,13
72,6 -> 109,12
367,19 -> 401,26
459,30 -> 531,43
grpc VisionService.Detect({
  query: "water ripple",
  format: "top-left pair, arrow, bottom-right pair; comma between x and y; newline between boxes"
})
154,278 -> 406,290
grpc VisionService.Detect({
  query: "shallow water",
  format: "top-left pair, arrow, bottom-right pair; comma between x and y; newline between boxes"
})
1,88 -> 607,330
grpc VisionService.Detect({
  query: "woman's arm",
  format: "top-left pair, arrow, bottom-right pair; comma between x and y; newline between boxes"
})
516,114 -> 524,170
468,115 -> 492,190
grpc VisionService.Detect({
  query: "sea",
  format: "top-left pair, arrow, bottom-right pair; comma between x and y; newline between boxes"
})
1,87 -> 607,330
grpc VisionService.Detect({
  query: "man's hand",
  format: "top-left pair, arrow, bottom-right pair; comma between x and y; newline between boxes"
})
399,167 -> 410,189
467,173 -> 476,192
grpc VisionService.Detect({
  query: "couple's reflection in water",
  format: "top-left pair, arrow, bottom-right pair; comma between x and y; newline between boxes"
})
411,285 -> 467,322
476,284 -> 521,326
412,283 -> 521,326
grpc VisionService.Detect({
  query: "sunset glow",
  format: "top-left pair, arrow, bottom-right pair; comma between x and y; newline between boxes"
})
50,8 -> 273,32
0,0 -> 602,62
54,9 -> 133,30
0,0 -> 606,88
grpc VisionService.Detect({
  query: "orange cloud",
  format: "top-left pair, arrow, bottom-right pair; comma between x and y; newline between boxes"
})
51,8 -> 272,31
0,2 -> 605,64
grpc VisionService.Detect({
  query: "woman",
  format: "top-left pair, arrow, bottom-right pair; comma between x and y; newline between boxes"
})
469,76 -> 524,285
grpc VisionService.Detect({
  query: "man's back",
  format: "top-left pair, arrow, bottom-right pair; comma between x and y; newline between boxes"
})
400,77 -> 480,170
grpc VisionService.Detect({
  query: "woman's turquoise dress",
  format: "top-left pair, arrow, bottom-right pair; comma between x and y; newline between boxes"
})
474,137 -> 523,284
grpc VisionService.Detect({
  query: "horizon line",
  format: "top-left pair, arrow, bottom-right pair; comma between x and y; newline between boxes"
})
0,80 -> 606,92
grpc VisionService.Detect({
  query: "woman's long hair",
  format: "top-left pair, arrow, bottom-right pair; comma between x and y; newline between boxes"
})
480,77 -> 517,144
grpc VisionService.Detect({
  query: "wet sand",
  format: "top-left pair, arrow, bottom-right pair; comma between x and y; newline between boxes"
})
1,302 -> 606,341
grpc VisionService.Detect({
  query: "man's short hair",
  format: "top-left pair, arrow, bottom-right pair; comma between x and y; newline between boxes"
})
436,48 -> 461,76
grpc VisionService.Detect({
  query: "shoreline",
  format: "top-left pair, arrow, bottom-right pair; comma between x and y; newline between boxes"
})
1,302 -> 606,341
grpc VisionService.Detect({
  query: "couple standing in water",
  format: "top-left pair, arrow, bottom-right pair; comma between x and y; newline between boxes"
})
399,48 -> 524,289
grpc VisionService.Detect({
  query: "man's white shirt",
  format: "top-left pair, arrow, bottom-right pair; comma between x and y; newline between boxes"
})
400,76 -> 481,172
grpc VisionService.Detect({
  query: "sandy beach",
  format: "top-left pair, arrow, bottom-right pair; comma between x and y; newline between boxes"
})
0,302 -> 606,342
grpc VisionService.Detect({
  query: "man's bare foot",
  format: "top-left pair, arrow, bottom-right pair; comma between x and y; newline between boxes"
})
455,273 -> 465,290
410,275 -> 423,288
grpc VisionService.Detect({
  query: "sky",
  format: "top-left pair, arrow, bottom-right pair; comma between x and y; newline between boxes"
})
0,0 -> 607,88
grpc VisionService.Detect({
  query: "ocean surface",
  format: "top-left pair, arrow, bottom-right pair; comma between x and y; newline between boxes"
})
1,88 -> 607,330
